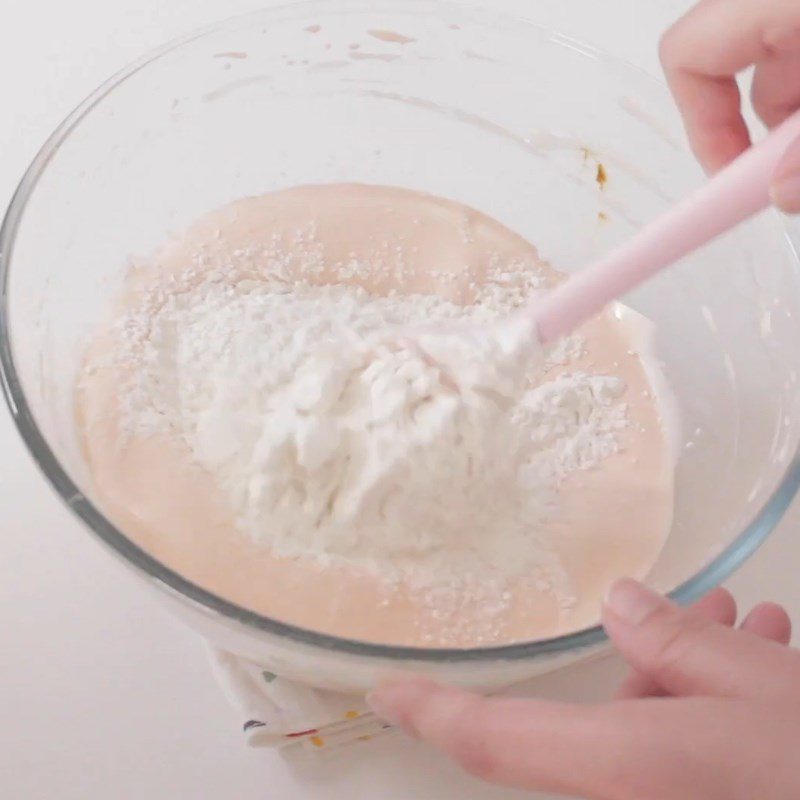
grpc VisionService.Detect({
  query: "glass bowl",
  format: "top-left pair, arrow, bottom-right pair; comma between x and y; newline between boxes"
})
3,0 -> 800,692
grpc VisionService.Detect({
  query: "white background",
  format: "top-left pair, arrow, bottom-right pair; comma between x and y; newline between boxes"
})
2,1 -> 799,798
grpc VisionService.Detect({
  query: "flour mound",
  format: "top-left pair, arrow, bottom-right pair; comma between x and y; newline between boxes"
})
115,273 -> 628,611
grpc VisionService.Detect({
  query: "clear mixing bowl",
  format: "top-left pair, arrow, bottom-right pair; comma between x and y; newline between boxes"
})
3,0 -> 800,692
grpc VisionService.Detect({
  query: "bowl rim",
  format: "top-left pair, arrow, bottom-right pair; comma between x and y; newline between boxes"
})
3,0 -> 800,664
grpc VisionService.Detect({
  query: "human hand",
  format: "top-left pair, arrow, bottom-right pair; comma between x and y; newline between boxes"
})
660,0 -> 800,211
368,580 -> 797,800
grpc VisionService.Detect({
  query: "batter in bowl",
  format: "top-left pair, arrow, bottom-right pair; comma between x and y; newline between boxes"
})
77,184 -> 675,647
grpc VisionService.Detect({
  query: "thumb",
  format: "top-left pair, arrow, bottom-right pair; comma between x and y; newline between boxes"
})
770,134 -> 800,213
603,579 -> 800,700
366,679 -> 741,798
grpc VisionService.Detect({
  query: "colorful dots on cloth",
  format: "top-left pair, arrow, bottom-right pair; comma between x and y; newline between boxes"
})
210,648 -> 398,756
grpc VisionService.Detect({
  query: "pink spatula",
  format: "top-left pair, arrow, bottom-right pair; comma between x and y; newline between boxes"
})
531,109 -> 800,345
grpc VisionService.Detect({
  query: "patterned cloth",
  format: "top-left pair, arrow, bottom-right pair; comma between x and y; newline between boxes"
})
209,648 -> 393,757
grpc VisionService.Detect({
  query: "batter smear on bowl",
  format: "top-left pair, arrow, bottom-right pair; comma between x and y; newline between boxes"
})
77,184 -> 675,647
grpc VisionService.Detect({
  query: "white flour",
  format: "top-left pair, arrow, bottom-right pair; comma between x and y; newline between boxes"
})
112,268 -> 628,623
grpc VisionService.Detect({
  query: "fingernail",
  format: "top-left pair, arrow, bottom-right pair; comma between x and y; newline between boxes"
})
367,679 -> 437,735
770,174 -> 800,213
366,686 -> 403,727
604,578 -> 668,625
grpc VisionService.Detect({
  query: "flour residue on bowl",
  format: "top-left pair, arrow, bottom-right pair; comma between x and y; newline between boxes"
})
367,29 -> 416,45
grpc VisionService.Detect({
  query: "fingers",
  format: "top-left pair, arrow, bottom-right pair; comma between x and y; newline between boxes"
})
741,602 -> 793,645
663,68 -> 749,174
366,679 -> 626,796
660,0 -> 800,172
603,579 -> 800,701
661,0 -> 800,78
368,679 -> 739,798
618,591 -> 793,699
771,134 -> 800,212
686,586 -> 739,627
751,49 -> 800,128
368,586 -> 795,796
616,587 -> 737,699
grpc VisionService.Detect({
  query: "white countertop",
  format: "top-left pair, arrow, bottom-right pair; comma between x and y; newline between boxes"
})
2,1 -> 799,797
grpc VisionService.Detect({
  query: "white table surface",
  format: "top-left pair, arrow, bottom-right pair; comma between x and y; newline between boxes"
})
2,1 -> 799,797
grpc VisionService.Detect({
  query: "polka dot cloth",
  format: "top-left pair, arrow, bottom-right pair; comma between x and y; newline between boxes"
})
209,648 -> 393,758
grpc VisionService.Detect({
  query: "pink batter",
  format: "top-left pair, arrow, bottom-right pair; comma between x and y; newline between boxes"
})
77,184 -> 675,647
